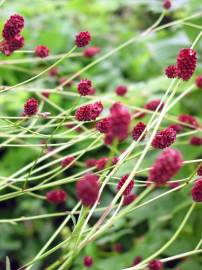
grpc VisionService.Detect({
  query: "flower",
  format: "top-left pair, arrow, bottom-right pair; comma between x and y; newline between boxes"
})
131,122 -> 147,141
144,99 -> 165,112
0,35 -> 24,56
85,158 -> 97,168
178,114 -> 199,129
148,148 -> 183,185
77,79 -> 92,96
148,259 -> 163,270
76,173 -> 100,206
168,124 -> 183,134
132,256 -> 142,266
75,102 -> 103,121
96,157 -> 108,171
49,67 -> 58,77
163,0 -> 172,9
35,45 -> 49,58
123,193 -> 137,206
2,14 -> 24,40
165,65 -> 177,78
75,31 -> 91,47
104,133 -> 114,145
96,118 -> 110,133
152,127 -> 176,149
176,48 -> 197,81
83,256 -> 93,268
133,110 -> 146,119
61,156 -> 75,168
83,46 -> 100,57
189,136 -> 202,146
24,98 -> 39,116
197,166 -> 202,176
117,174 -> 134,196
191,178 -> 202,202
195,75 -> 202,88
115,85 -> 128,96
46,189 -> 67,204
42,91 -> 50,98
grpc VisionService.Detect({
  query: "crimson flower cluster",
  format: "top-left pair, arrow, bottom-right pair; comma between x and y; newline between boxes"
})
75,31 -> 91,47
132,122 -> 147,141
83,256 -> 93,268
178,114 -> 199,129
35,45 -> 49,58
24,98 -> 39,116
61,156 -> 75,168
148,148 -> 183,185
115,85 -> 128,96
96,118 -> 110,133
152,127 -> 176,149
77,79 -> 92,96
145,99 -> 165,112
83,46 -> 100,58
0,14 -> 25,56
191,178 -> 202,202
75,101 -> 103,121
189,136 -> 202,146
148,259 -> 163,270
117,174 -> 134,196
197,166 -> 202,176
46,189 -> 67,204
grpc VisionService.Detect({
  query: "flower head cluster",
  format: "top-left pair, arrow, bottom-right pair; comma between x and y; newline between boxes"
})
83,256 -> 93,268
61,156 -> 75,168
148,148 -> 183,185
165,65 -> 177,78
191,178 -> 202,202
75,31 -> 91,47
46,189 -> 67,204
0,14 -> 25,55
178,114 -> 199,129
75,102 -> 103,121
195,75 -> 202,88
152,127 -> 176,149
76,173 -> 99,206
163,0 -> 172,9
35,45 -> 49,58
197,166 -> 202,176
132,122 -> 147,141
145,99 -> 165,112
85,158 -> 97,168
189,136 -> 202,146
117,174 -> 134,196
24,98 -> 39,116
168,124 -> 183,134
115,85 -> 128,96
148,259 -> 163,270
96,118 -> 110,133
96,157 -> 108,171
123,193 -> 137,206
132,256 -> 142,266
77,79 -> 92,96
83,46 -> 100,57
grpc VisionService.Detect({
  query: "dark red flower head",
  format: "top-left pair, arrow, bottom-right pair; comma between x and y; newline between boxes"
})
144,99 -> 165,112
168,124 -> 183,134
152,127 -> 176,149
83,46 -> 100,57
46,189 -> 67,204
117,174 -> 134,196
104,133 -> 114,145
133,110 -> 146,119
2,14 -> 24,40
24,98 -> 39,116
96,118 -> 110,133
115,85 -> 128,96
132,256 -> 142,266
77,79 -> 92,96
61,156 -> 75,168
35,45 -> 49,58
178,114 -> 199,129
197,166 -> 202,176
76,173 -> 99,206
0,35 -> 24,56
83,256 -> 93,268
75,101 -> 103,121
132,122 -> 147,141
189,136 -> 202,146
165,65 -> 177,78
163,0 -> 172,9
123,193 -> 137,206
75,31 -> 91,47
191,178 -> 202,202
49,67 -> 58,77
85,158 -> 97,168
149,148 -> 183,185
148,259 -> 163,270
195,75 -> 202,88
42,91 -> 50,99
176,48 -> 197,81
96,157 -> 108,171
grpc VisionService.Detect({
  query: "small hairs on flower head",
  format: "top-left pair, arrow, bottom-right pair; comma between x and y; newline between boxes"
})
83,46 -> 100,58
115,85 -> 128,96
195,75 -> 202,88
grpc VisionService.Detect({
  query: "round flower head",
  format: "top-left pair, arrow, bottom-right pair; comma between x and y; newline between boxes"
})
163,0 -> 172,9
115,85 -> 128,96
75,101 -> 103,121
148,259 -> 163,270
123,193 -> 137,206
35,45 -> 49,58
152,127 -> 176,149
165,65 -> 177,78
117,174 -> 134,196
132,256 -> 142,266
168,124 -> 183,134
61,156 -> 75,168
2,14 -> 24,40
149,148 -> 183,185
76,173 -> 100,207
77,79 -> 92,96
191,178 -> 202,202
144,99 -> 165,112
96,157 -> 108,171
83,256 -> 93,268
176,48 -> 197,81
178,114 -> 199,129
195,75 -> 202,88
0,35 -> 24,56
85,158 -> 97,168
189,136 -> 202,146
24,98 -> 39,116
197,166 -> 202,176
96,118 -> 110,134
132,122 -> 147,141
49,67 -> 58,77
46,189 -> 67,204
83,46 -> 100,57
75,31 -> 91,47
109,102 -> 131,141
